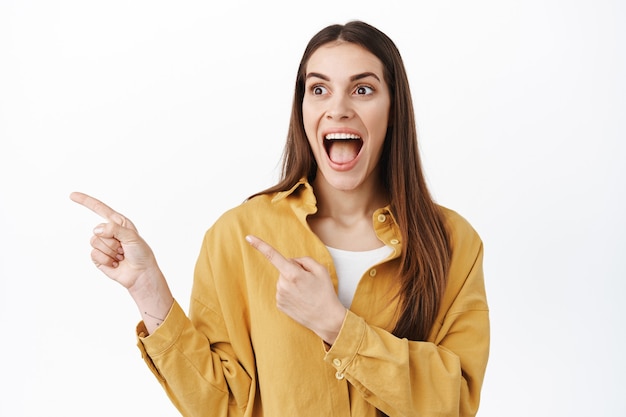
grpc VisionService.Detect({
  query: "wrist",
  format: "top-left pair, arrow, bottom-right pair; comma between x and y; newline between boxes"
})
128,267 -> 174,333
127,266 -> 168,299
318,305 -> 347,345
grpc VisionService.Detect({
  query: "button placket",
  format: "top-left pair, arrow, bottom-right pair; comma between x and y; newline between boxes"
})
331,357 -> 348,380
374,208 -> 402,252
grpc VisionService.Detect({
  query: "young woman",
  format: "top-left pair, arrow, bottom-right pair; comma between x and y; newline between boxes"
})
71,21 -> 489,417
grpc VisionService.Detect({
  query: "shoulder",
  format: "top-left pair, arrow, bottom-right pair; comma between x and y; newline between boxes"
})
203,190 -> 305,242
439,205 -> 482,253
438,206 -> 484,284
205,193 -> 277,237
437,206 -> 488,317
220,193 -> 277,221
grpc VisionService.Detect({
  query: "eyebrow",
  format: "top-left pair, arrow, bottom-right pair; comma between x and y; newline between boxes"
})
305,72 -> 381,82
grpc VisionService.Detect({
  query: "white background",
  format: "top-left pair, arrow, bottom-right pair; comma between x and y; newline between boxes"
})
1,0 -> 624,416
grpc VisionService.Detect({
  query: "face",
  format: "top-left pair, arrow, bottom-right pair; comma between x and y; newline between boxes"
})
302,42 -> 391,193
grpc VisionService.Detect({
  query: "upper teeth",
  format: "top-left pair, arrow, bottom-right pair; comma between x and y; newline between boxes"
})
325,133 -> 361,140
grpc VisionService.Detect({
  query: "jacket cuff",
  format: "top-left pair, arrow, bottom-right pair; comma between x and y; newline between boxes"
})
323,310 -> 366,379
135,299 -> 184,380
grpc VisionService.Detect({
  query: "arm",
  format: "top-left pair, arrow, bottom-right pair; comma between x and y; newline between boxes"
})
71,193 -> 253,416
325,243 -> 489,416
246,231 -> 489,417
137,230 -> 255,416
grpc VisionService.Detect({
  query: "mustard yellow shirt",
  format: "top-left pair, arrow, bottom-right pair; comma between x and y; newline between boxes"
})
136,179 -> 489,417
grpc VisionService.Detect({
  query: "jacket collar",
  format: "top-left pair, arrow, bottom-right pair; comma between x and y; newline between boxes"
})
271,178 -> 316,206
270,178 -> 402,257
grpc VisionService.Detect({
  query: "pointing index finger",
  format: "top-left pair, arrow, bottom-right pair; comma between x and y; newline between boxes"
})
69,191 -> 130,227
246,235 -> 294,273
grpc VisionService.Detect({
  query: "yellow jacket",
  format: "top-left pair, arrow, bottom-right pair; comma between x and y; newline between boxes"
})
136,179 -> 489,417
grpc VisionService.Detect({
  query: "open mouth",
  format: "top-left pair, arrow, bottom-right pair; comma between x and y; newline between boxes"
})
324,133 -> 363,164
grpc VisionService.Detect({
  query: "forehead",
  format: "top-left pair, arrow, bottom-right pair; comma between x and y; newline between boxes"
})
305,42 -> 384,78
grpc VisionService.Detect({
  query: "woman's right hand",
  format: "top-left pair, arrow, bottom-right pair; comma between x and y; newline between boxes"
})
70,192 -> 158,290
71,192 -> 174,333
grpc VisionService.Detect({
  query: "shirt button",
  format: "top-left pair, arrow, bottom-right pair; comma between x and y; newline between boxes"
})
369,269 -> 377,277
377,214 -> 387,223
390,239 -> 399,245
335,371 -> 345,380
333,358 -> 342,367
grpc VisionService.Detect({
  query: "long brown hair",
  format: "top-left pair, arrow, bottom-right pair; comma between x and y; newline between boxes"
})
257,21 -> 451,341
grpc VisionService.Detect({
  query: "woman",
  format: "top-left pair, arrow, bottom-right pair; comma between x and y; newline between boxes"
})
71,21 -> 489,417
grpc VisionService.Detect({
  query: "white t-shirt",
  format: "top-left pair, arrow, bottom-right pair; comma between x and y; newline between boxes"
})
326,245 -> 394,308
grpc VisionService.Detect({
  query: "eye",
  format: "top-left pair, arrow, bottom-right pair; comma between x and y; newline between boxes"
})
311,85 -> 328,95
354,85 -> 374,95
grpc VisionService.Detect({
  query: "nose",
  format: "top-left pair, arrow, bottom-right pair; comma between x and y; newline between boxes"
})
325,94 -> 354,120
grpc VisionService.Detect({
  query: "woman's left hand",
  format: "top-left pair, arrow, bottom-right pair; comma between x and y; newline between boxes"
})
246,235 -> 347,345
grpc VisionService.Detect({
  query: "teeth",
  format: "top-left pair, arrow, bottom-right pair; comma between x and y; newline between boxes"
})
325,133 -> 361,140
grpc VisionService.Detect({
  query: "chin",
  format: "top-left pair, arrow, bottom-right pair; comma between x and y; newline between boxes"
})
321,171 -> 366,192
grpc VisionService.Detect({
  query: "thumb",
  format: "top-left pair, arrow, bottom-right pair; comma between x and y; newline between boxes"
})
292,256 -> 328,276
94,221 -> 141,244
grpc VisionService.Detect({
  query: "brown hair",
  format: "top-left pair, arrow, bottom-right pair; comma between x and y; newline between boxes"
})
257,21 -> 451,341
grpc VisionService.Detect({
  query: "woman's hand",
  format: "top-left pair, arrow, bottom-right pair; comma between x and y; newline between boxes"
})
70,192 -> 158,289
246,235 -> 347,345
70,192 -> 173,333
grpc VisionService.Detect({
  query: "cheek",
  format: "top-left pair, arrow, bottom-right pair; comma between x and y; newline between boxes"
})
366,108 -> 390,139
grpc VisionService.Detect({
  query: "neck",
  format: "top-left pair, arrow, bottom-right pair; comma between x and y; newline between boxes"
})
311,172 -> 388,220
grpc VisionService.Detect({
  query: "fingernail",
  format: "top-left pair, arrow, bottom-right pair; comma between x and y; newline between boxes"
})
93,226 -> 104,235
245,235 -> 253,243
